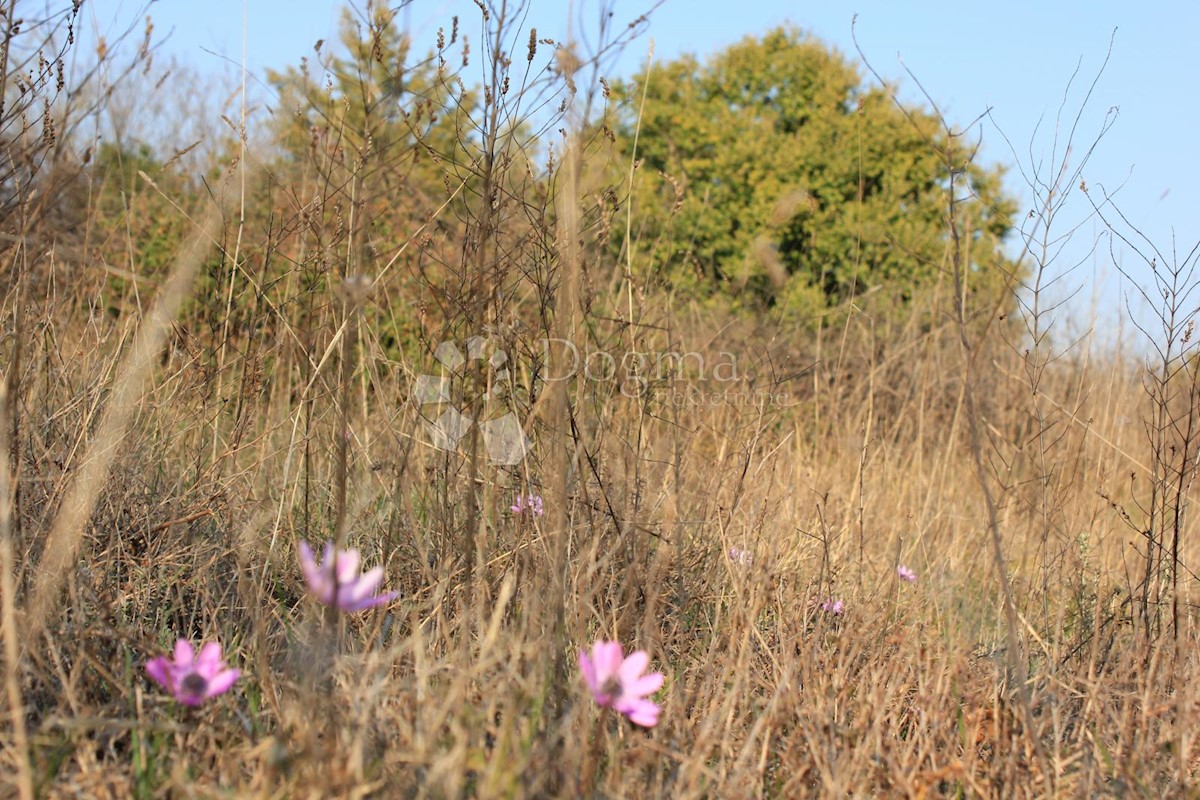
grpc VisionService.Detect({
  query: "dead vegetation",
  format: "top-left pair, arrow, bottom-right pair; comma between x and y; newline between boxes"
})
1,2 -> 1199,797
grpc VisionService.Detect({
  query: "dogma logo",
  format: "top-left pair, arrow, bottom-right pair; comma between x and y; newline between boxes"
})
413,336 -> 531,466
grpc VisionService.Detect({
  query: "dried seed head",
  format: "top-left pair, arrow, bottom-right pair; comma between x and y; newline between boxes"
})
751,237 -> 787,288
770,189 -> 814,226
41,99 -> 55,147
556,46 -> 581,78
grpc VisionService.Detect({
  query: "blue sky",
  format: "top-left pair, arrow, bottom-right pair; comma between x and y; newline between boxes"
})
89,0 -> 1200,345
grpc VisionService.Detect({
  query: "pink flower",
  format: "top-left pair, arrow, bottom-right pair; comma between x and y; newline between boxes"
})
578,640 -> 664,728
820,598 -> 844,616
511,494 -> 544,516
897,565 -> 917,582
298,540 -> 398,612
727,546 -> 753,565
145,639 -> 240,707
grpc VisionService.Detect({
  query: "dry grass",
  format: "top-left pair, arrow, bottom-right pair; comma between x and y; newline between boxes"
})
3,2 -> 1200,798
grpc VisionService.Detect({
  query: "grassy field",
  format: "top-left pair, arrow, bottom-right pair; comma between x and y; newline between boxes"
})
3,2 -> 1200,798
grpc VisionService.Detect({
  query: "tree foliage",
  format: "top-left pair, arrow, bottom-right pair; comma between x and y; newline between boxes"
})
614,27 -> 1019,323
266,6 -> 480,255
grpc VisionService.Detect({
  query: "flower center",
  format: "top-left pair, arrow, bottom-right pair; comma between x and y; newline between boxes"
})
179,672 -> 208,701
598,676 -> 622,705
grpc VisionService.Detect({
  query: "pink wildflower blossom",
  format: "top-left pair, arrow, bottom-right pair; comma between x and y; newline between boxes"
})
897,565 -> 917,582
727,546 -> 753,566
820,598 -> 845,616
511,494 -> 545,516
145,639 -> 240,707
579,640 -> 665,728
298,540 -> 398,612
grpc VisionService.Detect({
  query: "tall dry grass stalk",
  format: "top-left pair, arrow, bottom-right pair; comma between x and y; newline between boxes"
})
21,168 -> 247,647
1,372 -> 32,800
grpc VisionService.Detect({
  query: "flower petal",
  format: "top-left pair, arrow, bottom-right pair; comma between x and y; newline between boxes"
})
300,541 -> 334,603
344,590 -> 397,612
579,649 -> 598,694
335,548 -> 361,583
595,641 -> 623,682
344,565 -> 384,604
204,668 -> 240,698
173,639 -> 194,667
588,641 -> 607,679
196,641 -> 223,676
617,650 -> 650,685
145,656 -> 173,690
620,698 -> 661,728
626,670 -> 664,699
298,541 -> 316,577
299,542 -> 325,592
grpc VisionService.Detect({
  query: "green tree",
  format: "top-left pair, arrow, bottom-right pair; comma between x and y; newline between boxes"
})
266,5 -> 480,243
265,6 -> 485,357
614,27 -> 1018,323
89,141 -> 195,309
